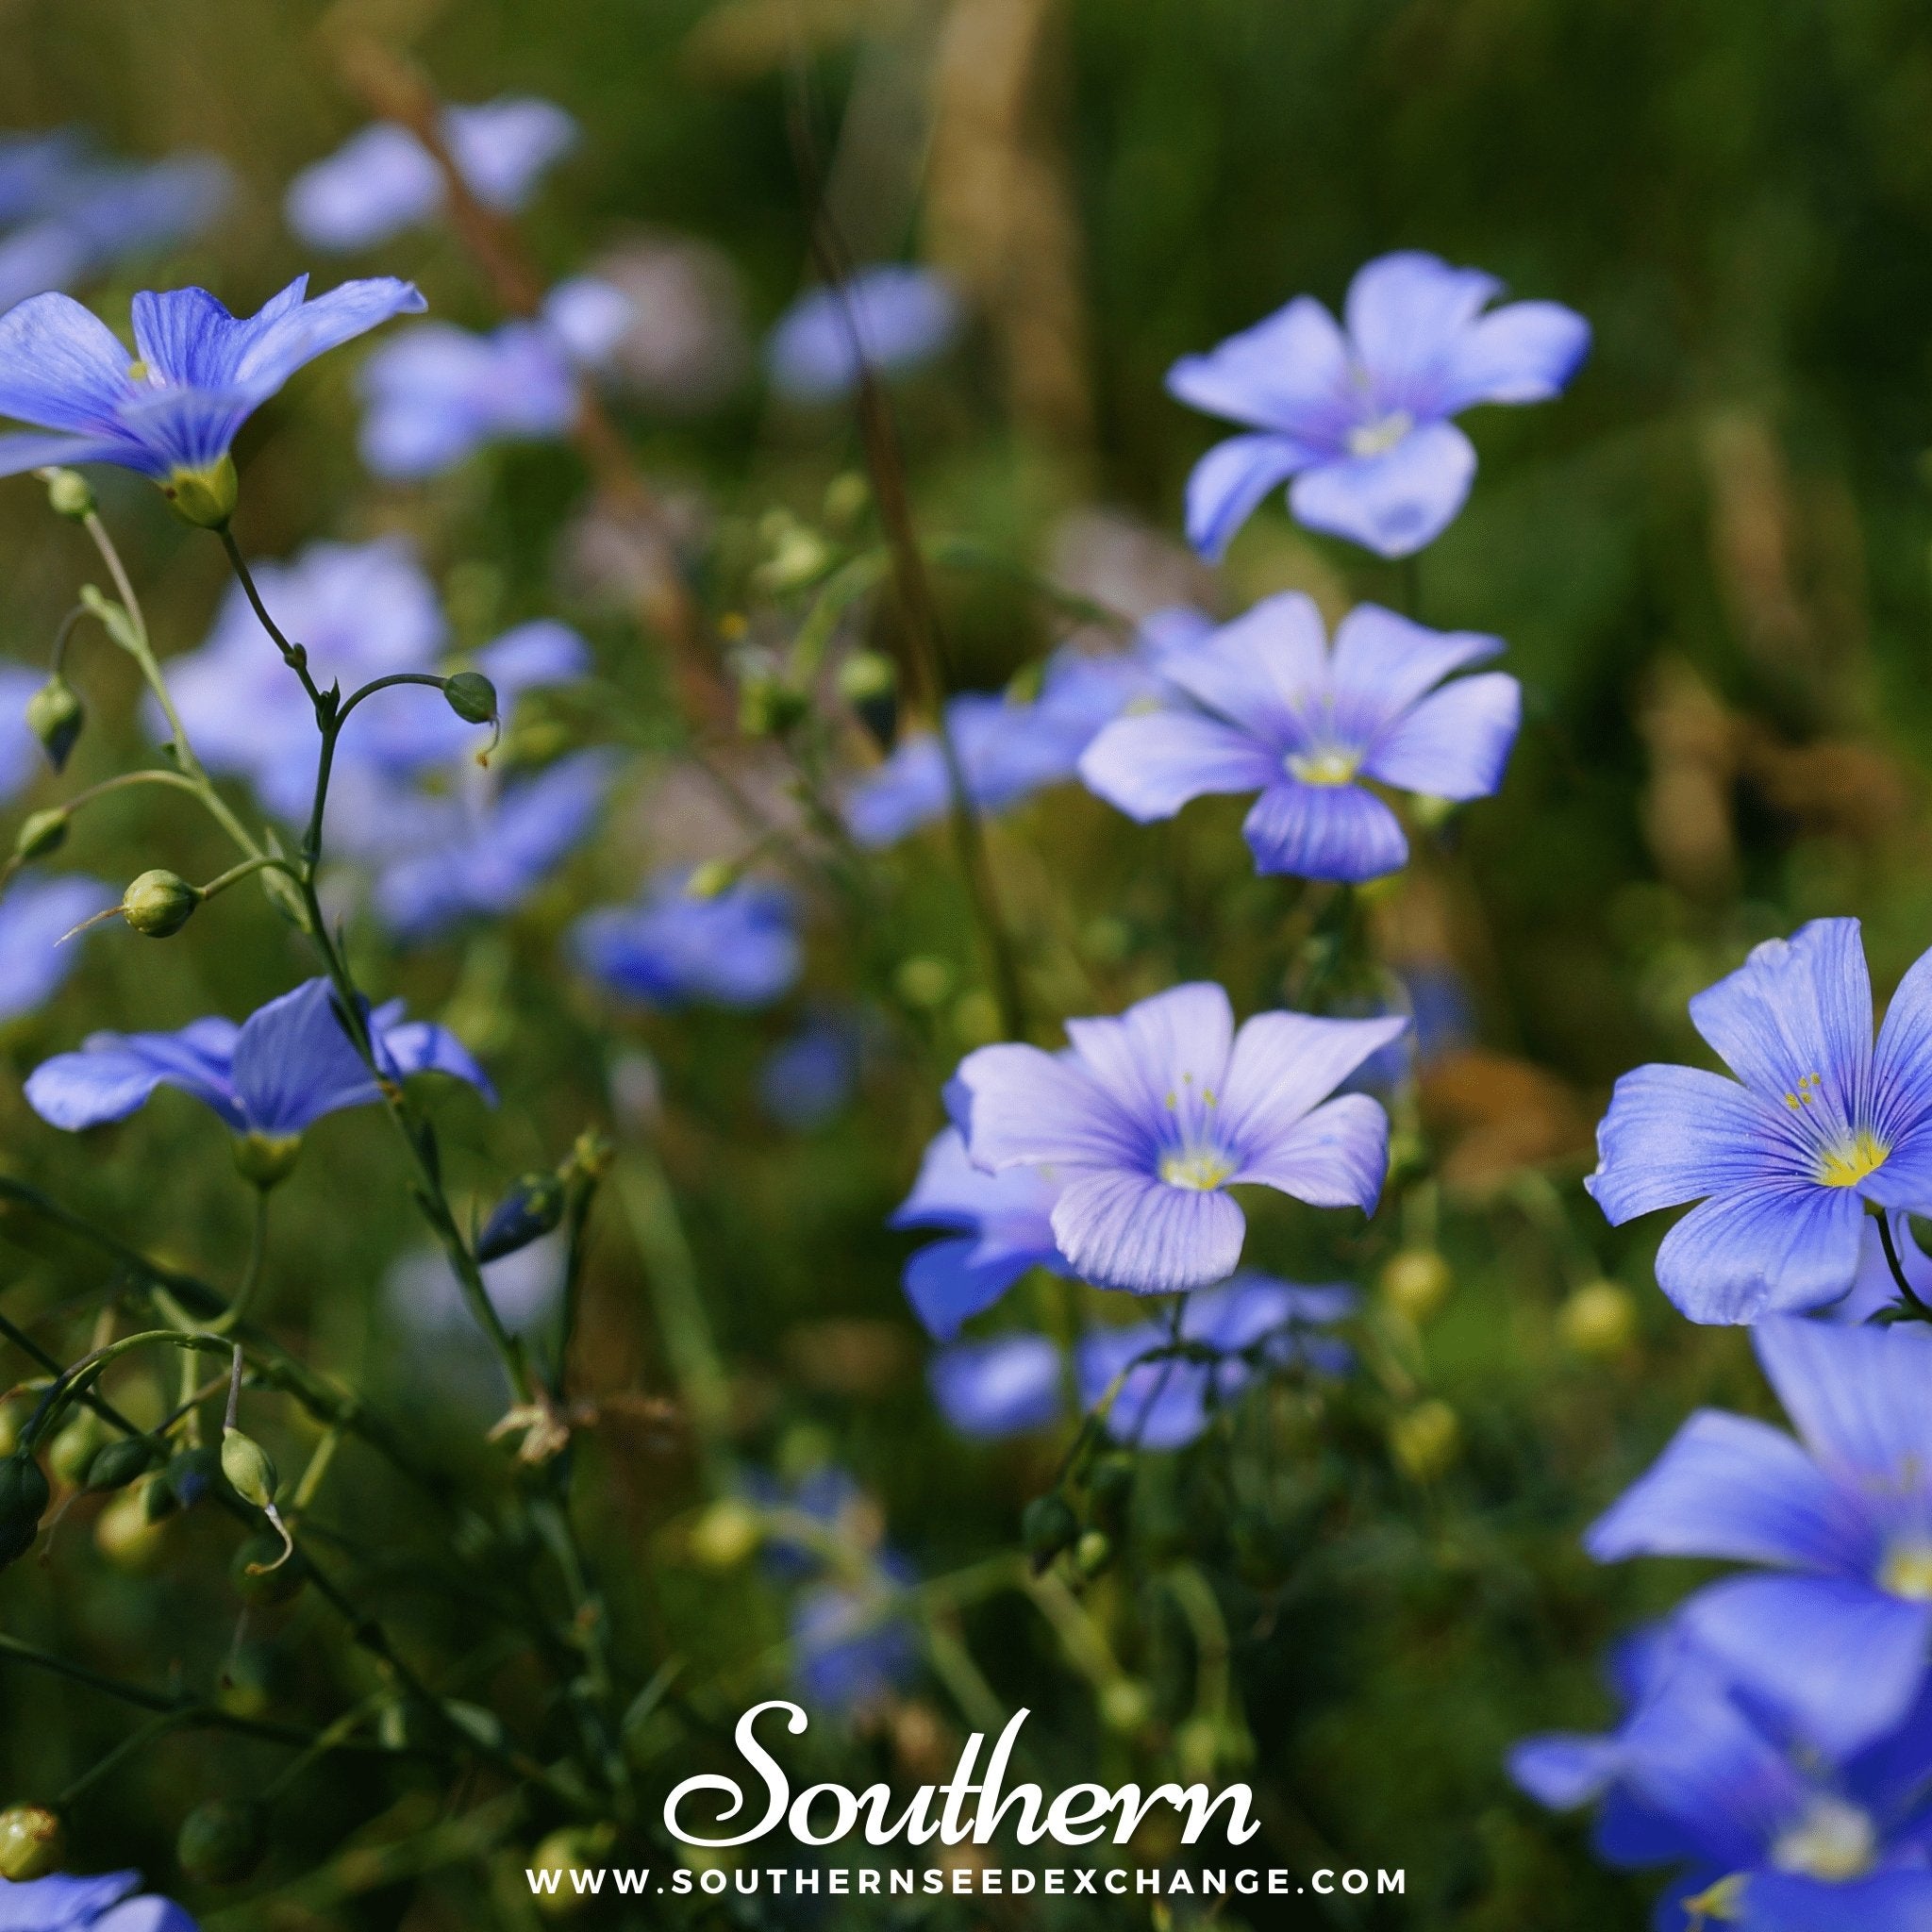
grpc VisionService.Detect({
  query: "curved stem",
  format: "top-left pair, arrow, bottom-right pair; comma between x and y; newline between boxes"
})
1875,1211 -> 1932,1320
208,1190 -> 272,1337
217,525 -> 325,709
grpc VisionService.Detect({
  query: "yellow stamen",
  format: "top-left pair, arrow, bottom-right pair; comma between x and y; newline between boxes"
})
1347,409 -> 1413,458
1881,1540 -> 1932,1602
1771,1795 -> 1877,1881
1159,1149 -> 1234,1191
1288,749 -> 1359,788
1816,1129 -> 1889,1189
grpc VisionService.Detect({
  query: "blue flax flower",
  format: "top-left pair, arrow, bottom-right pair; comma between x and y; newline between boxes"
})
1169,249 -> 1590,559
791,1558 -> 920,1715
1588,918 -> 1932,1323
1586,1315 -> 1932,1759
928,1334 -> 1067,1440
0,875 -> 114,1024
767,265 -> 961,405
574,869 -> 800,1011
955,982 -> 1402,1294
1079,593 -> 1519,884
1512,1624 -> 1932,1932
891,1125 -> 1067,1338
0,275 -> 425,518
285,98 -> 577,253
0,1869 -> 196,1932
1076,1274 -> 1356,1449
845,626 -> 1180,849
25,977 -> 491,1168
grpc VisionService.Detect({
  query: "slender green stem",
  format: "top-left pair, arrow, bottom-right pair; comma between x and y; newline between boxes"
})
217,525 -> 326,709
1876,1210 -> 1932,1320
56,1710 -> 194,1807
208,1188 -> 272,1336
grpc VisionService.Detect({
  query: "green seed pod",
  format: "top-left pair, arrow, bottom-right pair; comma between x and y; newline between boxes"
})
220,1427 -> 277,1510
0,1456 -> 52,1572
442,671 -> 498,725
231,1131 -> 302,1189
160,456 -> 238,529
836,648 -> 897,748
1074,1528 -> 1113,1579
44,468 -> 94,521
0,1804 -> 63,1881
121,869 -> 200,938
164,1444 -> 221,1512
176,1798 -> 268,1886
1022,1493 -> 1079,1574
85,1437 -> 156,1491
14,808 -> 69,861
141,1466 -> 180,1524
230,1531 -> 304,1607
25,676 -> 83,774
46,1409 -> 104,1489
475,1171 -> 567,1262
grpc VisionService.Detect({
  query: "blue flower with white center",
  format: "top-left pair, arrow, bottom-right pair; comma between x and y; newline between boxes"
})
0,275 -> 425,521
0,1869 -> 196,1932
1170,249 -> 1590,560
844,625 -> 1181,849
1587,918 -> 1932,1324
1076,1274 -> 1356,1450
928,1333 -> 1067,1440
1511,1622 -> 1932,1932
0,875 -> 115,1025
956,982 -> 1402,1296
1079,593 -> 1520,885
890,1125 -> 1067,1339
1585,1315 -> 1932,1762
25,977 -> 491,1171
573,869 -> 801,1011
284,97 -> 577,252
766,264 -> 961,405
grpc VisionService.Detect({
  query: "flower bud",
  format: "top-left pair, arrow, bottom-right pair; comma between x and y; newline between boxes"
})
122,869 -> 199,938
44,468 -> 94,521
14,808 -> 69,861
46,1409 -> 104,1489
0,1455 -> 51,1573
217,1647 -> 275,1721
165,1445 -> 220,1512
1559,1280 -> 1640,1357
221,1427 -> 277,1511
475,1171 -> 566,1262
94,1485 -> 168,1571
1022,1493 -> 1079,1574
230,1530 -> 304,1607
1389,1399 -> 1461,1482
0,1804 -> 63,1881
1074,1528 -> 1113,1579
836,648 -> 897,748
86,1437 -> 156,1491
442,671 -> 499,725
176,1798 -> 268,1886
1087,1454 -> 1135,1533
689,1498 -> 759,1570
161,457 -> 238,529
1380,1247 -> 1453,1324
25,676 -> 83,774
1099,1679 -> 1152,1735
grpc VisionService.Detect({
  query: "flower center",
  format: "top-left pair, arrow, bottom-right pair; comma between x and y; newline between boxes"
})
1815,1127 -> 1889,1189
1287,748 -> 1359,788
1159,1148 -> 1235,1191
1881,1539 -> 1932,1601
1347,409 -> 1413,459
1771,1795 -> 1877,1882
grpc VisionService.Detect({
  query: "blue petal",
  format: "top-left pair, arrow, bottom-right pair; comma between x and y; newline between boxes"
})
0,290 -> 135,431
1653,1180 -> 1865,1324
1587,1063 -> 1789,1224
1507,1734 -> 1623,1809
230,979 -> 379,1136
0,874 -> 114,1024
1222,1010 -> 1407,1152
790,1574 -> 918,1712
444,97 -> 578,210
1156,592 -> 1328,751
928,1335 -> 1065,1439
131,283 -> 269,387
1078,708 -> 1275,821
1437,299 -> 1591,412
1753,1315 -> 1932,1491
573,871 -> 799,1009
1230,1092 -> 1392,1214
376,1016 -> 495,1104
1358,671 -> 1520,801
767,265 -> 961,403
92,1898 -> 201,1932
1050,1168 -> 1246,1294
1678,1572 -> 1932,1758
1062,982 -> 1234,1141
285,124 -> 443,251
1583,1409 -> 1875,1572
1166,293 -> 1355,441
1738,1872 -> 1932,1932
230,275 -> 426,398
1324,603 -> 1503,743
1076,1324 -> 1225,1449
890,1125 -> 1059,1237
1341,251 -> 1501,417
903,1239 -> 1041,1340
955,1041 -> 1148,1174
25,1016 -> 242,1131
1242,778 -> 1408,882
358,320 -> 575,478
1180,432 -> 1317,560
0,427 -> 139,476
1868,941 -> 1932,1195
0,1870 -> 142,1930
1289,420 -> 1478,558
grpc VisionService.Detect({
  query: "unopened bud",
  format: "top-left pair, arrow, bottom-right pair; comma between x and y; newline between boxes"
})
1390,1399 -> 1461,1482
86,1437 -> 156,1491
15,808 -> 68,861
1560,1280 -> 1640,1357
1074,1528 -> 1113,1578
46,1409 -> 104,1489
475,1171 -> 566,1262
689,1498 -> 759,1569
165,1445 -> 220,1513
122,869 -> 199,937
1022,1493 -> 1079,1574
0,1804 -> 63,1881
221,1427 -> 277,1511
160,456 -> 238,529
837,649 -> 897,747
0,1455 -> 52,1572
442,671 -> 498,726
44,468 -> 94,521
25,676 -> 83,774
176,1798 -> 268,1886
1380,1247 -> 1453,1324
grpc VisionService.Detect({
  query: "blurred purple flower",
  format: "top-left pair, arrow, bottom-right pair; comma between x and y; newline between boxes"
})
0,275 -> 425,499
285,98 -> 577,252
791,1557 -> 920,1715
759,1012 -> 860,1131
1076,1273 -> 1356,1450
1,658 -> 40,803
955,982 -> 1402,1294
0,1869 -> 196,1932
1586,1315 -> 1932,1759
1170,249 -> 1590,559
574,869 -> 800,1011
0,875 -> 115,1024
928,1333 -> 1066,1440
1080,593 -> 1519,884
1588,919 -> 1932,1324
891,1125 -> 1066,1339
25,976 -> 491,1141
767,265 -> 961,405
